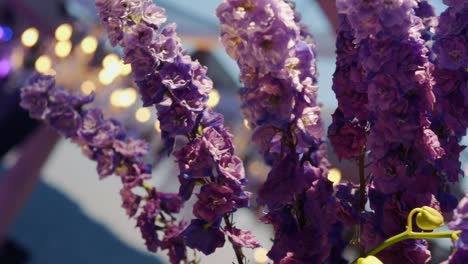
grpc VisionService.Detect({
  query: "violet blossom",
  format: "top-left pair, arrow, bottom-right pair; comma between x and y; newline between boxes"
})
443,194 -> 468,264
95,0 -> 257,259
20,74 -> 186,261
335,0 -> 456,262
217,0 -> 343,262
431,0 -> 468,186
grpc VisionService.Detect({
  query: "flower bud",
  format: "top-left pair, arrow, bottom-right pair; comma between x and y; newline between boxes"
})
415,206 -> 444,231
357,256 -> 383,264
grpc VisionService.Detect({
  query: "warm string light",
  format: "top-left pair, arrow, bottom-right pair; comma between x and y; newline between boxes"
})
35,55 -> 52,74
80,36 -> 98,54
110,88 -> 137,108
154,120 -> 161,133
99,54 -> 125,85
243,119 -> 251,130
55,23 -> 73,41
81,80 -> 96,95
55,40 -> 72,58
253,248 -> 269,264
327,168 -> 342,186
21,27 -> 39,47
206,89 -> 221,108
121,63 -> 132,76
135,108 -> 151,123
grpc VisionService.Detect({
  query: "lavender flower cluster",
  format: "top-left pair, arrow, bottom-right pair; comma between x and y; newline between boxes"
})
217,0 -> 343,262
20,74 -> 187,263
95,0 -> 258,258
335,0 -> 464,262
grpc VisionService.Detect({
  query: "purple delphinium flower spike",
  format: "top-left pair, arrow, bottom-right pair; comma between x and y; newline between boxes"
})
335,0 -> 457,262
217,1 -> 343,262
431,0 -> 467,189
443,194 -> 468,264
328,14 -> 369,161
20,74 -> 186,261
95,0 -> 258,259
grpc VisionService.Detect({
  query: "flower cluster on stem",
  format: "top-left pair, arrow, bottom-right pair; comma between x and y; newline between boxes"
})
20,74 -> 188,263
217,0 -> 343,262
444,194 -> 468,263
95,0 -> 258,261
335,0 -> 459,262
431,0 -> 468,186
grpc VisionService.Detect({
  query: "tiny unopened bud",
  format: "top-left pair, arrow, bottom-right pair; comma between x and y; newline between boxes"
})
415,206 -> 444,231
357,256 -> 383,264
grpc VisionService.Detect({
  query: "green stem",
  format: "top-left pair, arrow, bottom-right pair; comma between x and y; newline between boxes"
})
355,147 -> 366,256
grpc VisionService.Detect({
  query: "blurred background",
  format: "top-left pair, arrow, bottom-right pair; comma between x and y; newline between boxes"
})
0,0 -> 465,263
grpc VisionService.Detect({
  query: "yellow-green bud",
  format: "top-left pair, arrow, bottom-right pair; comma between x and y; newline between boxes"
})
415,206 -> 444,231
357,256 -> 383,264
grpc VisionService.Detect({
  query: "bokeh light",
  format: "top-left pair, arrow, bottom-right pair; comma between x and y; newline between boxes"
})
98,69 -> 116,85
243,119 -> 251,130
80,36 -> 98,54
55,23 -> 73,41
35,55 -> 52,74
206,89 -> 220,108
154,120 -> 161,133
254,248 -> 269,264
81,81 -> 96,95
0,59 -> 12,78
135,108 -> 151,123
110,88 -> 137,108
121,63 -> 132,76
21,27 -> 39,47
327,168 -> 342,186
1,26 -> 13,42
102,54 -> 120,68
55,40 -> 72,58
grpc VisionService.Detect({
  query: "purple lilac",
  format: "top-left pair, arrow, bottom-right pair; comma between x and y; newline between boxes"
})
336,0 -> 449,262
95,0 -> 257,258
20,74 -> 186,261
217,1 -> 342,262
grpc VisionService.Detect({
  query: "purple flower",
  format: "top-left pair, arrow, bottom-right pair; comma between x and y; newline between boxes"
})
149,23 -> 180,62
240,76 -> 295,128
448,195 -> 468,247
217,0 -> 339,260
161,222 -> 187,264
120,187 -> 141,217
141,2 -> 166,28
47,107 -> 81,137
123,23 -> 154,48
97,0 -> 253,257
193,183 -> 237,223
202,127 -> 233,161
225,227 -> 260,249
259,156 -> 317,209
158,192 -> 183,214
173,137 -> 213,179
136,198 -> 161,252
95,147 -> 119,178
182,219 -> 225,255
217,155 -> 245,184
20,73 -> 185,258
113,138 -> 149,158
443,248 -> 468,264
328,110 -> 366,159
